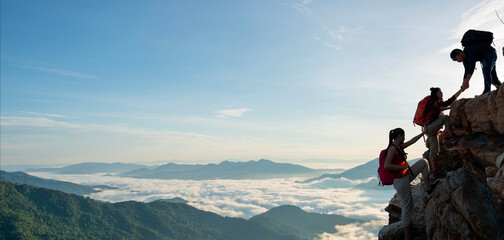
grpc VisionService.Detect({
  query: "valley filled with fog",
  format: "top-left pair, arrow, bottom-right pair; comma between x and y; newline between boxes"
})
28,170 -> 396,239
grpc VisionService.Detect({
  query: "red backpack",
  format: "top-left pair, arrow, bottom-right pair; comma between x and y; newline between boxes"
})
377,145 -> 411,186
413,96 -> 430,126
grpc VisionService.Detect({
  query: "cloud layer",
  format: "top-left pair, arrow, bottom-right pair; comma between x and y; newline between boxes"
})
28,172 -> 395,238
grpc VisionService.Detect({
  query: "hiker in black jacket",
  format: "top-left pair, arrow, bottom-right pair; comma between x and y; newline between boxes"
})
450,44 -> 502,94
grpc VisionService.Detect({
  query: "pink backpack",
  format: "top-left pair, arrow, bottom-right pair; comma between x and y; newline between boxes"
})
377,145 -> 410,186
378,147 -> 395,185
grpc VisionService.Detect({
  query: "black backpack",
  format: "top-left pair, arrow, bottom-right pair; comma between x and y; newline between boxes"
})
461,29 -> 493,47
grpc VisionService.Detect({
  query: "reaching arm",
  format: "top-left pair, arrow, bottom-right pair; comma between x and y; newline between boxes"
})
440,88 -> 465,109
462,74 -> 472,90
453,88 -> 464,98
384,146 -> 407,172
402,132 -> 424,149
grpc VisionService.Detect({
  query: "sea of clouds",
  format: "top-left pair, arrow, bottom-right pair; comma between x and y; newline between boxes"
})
28,172 -> 396,239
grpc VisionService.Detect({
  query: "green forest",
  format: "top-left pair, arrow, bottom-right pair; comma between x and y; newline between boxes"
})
0,181 -> 300,240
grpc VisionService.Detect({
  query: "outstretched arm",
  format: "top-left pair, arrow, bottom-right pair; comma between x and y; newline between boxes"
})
453,88 -> 464,99
462,74 -> 472,90
440,87 -> 465,110
402,132 -> 425,149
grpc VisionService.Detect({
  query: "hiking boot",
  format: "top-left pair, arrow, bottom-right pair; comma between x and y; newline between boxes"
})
427,181 -> 440,196
450,135 -> 462,144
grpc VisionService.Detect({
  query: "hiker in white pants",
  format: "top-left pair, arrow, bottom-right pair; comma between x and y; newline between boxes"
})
384,128 -> 436,240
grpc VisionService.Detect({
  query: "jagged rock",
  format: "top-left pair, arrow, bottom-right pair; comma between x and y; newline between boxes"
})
378,222 -> 403,240
487,177 -> 504,202
449,98 -> 471,135
451,134 -> 504,167
497,86 -> 504,134
450,86 -> 504,135
378,221 -> 427,240
497,153 -> 504,169
380,89 -> 504,240
486,166 -> 498,177
450,171 -> 503,240
465,87 -> 503,134
385,199 -> 401,224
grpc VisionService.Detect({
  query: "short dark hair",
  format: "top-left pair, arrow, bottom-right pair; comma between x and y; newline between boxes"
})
430,87 -> 441,100
450,49 -> 462,61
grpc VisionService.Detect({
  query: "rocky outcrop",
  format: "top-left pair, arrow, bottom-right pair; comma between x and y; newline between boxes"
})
379,87 -> 504,240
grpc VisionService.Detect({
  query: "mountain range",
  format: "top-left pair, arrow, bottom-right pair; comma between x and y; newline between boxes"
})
0,170 -> 116,195
302,158 -> 421,183
25,159 -> 343,180
26,162 -> 147,174
0,181 -> 360,240
120,159 -> 324,180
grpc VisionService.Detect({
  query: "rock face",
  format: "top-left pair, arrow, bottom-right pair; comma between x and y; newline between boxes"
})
379,87 -> 504,240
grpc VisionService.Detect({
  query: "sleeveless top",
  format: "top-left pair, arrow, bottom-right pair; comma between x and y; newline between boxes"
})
391,145 -> 409,179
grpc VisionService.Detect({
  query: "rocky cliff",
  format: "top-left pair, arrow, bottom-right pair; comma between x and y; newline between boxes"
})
378,87 -> 504,240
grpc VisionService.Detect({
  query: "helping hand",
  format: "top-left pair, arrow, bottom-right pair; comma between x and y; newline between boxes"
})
462,80 -> 469,90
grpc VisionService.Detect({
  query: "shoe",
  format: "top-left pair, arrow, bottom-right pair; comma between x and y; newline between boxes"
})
493,83 -> 502,89
427,181 -> 440,195
450,135 -> 462,144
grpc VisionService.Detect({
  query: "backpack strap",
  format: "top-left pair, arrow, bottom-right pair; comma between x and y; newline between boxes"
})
390,144 -> 414,177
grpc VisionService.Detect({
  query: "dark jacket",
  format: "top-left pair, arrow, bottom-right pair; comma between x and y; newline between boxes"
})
423,94 -> 457,125
463,44 -> 494,78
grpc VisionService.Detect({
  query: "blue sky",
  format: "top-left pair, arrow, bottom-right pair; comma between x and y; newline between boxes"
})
2,0 -> 504,167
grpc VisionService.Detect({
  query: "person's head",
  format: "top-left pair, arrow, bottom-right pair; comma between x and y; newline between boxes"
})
430,87 -> 443,101
389,128 -> 405,146
450,49 -> 465,62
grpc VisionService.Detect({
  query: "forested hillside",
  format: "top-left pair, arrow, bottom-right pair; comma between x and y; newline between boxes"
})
0,181 -> 299,240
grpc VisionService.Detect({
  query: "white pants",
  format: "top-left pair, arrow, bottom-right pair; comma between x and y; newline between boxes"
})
392,159 -> 430,227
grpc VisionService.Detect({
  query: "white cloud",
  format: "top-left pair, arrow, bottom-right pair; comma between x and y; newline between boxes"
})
215,108 -> 252,118
33,67 -> 98,79
0,115 -> 218,141
285,0 -> 314,15
316,220 -> 385,240
0,116 -> 81,128
441,0 -> 504,53
25,172 -> 394,238
324,42 -> 342,50
20,111 -> 72,118
321,26 -> 362,50
27,172 -> 395,224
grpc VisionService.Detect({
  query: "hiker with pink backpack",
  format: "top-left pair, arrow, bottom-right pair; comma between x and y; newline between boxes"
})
378,128 -> 436,240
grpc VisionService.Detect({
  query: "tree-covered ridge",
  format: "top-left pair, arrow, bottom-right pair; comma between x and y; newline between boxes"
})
250,205 -> 361,239
0,170 -> 116,195
0,181 -> 300,240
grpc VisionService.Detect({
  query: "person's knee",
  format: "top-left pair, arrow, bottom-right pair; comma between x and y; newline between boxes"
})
420,158 -> 429,167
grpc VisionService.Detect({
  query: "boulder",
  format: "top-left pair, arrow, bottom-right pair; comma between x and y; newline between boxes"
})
379,89 -> 504,239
